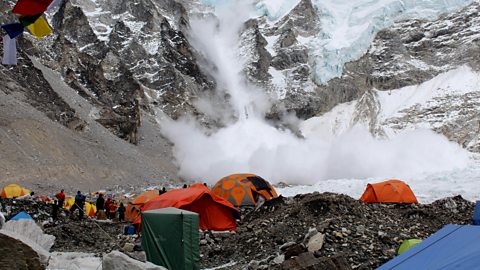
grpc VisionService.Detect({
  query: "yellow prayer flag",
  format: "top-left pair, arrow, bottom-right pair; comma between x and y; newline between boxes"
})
27,16 -> 52,38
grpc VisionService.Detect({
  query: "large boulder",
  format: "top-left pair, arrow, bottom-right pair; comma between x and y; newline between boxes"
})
0,233 -> 43,270
0,219 -> 55,265
102,250 -> 167,270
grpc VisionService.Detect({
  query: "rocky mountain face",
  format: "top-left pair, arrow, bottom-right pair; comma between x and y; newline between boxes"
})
1,0 -> 479,189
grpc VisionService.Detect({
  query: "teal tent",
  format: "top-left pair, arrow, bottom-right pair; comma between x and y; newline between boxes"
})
141,208 -> 199,270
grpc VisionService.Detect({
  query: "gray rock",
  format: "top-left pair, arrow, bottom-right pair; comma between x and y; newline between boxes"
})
273,254 -> 285,265
307,233 -> 325,252
103,251 -> 166,270
123,243 -> 135,252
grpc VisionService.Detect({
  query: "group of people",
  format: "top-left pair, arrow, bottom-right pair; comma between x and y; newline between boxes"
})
52,190 -> 126,221
94,193 -> 126,221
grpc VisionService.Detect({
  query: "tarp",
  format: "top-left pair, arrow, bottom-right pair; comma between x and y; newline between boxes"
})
378,224 -> 480,269
11,211 -> 33,221
0,184 -> 30,198
142,208 -> 199,270
12,0 -> 53,16
27,16 -> 52,38
212,173 -> 278,206
360,180 -> 418,203
1,23 -> 24,39
137,184 -> 239,231
2,35 -> 17,65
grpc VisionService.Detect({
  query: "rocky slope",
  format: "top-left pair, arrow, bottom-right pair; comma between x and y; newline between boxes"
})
1,0 -> 479,189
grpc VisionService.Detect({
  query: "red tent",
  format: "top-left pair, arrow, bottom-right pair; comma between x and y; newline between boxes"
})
12,0 -> 53,16
136,184 -> 239,231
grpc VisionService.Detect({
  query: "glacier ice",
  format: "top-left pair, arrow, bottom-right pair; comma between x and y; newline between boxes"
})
252,0 -> 473,84
309,0 -> 474,84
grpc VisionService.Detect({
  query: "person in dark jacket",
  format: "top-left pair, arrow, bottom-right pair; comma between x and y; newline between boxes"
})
96,194 -> 105,211
118,202 -> 126,222
70,191 -> 86,219
52,200 -> 59,221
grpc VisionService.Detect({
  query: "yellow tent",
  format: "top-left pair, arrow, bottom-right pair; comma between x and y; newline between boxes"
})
0,184 -> 31,198
65,197 -> 97,217
65,196 -> 75,209
85,202 -> 97,217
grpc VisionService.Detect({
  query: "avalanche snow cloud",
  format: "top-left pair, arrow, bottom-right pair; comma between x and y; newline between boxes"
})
158,0 -> 472,188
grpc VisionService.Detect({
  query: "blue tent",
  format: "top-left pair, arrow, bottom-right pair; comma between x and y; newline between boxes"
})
10,211 -> 33,221
378,224 -> 480,270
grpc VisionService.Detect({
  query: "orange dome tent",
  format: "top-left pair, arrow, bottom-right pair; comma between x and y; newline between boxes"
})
360,180 -> 418,203
135,184 -> 239,231
126,190 -> 160,222
0,184 -> 31,198
212,174 -> 278,207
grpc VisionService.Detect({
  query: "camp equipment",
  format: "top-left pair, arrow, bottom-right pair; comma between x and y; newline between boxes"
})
360,180 -> 418,203
378,225 -> 480,269
473,201 -> 480,225
397,239 -> 422,255
212,173 -> 278,207
142,208 -> 199,270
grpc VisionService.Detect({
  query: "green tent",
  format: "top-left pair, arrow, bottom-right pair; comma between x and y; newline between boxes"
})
397,239 -> 422,255
141,208 -> 200,270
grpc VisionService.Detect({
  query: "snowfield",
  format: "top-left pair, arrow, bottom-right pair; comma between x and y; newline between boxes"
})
277,154 -> 480,203
291,66 -> 480,203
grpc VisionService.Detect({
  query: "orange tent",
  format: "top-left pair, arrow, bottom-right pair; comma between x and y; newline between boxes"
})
212,174 -> 278,207
136,184 -> 239,231
126,190 -> 159,222
360,179 -> 418,203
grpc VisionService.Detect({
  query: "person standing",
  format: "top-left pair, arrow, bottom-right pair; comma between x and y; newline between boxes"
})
117,202 -> 126,222
104,198 -> 112,219
55,189 -> 66,208
52,200 -> 59,221
108,201 -> 117,220
96,194 -> 105,211
96,193 -> 106,219
71,191 -> 86,219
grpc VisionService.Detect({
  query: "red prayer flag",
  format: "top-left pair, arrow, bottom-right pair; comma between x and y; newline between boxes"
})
12,0 -> 53,16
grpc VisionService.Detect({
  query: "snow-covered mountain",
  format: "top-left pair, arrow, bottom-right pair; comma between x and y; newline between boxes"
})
0,0 -> 479,194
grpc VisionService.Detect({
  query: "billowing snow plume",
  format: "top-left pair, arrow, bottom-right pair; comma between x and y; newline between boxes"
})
158,1 -> 471,186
